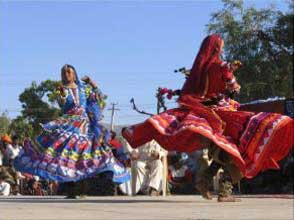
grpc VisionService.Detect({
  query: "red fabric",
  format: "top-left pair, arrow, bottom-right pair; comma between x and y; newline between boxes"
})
242,115 -> 294,178
215,110 -> 253,144
108,139 -> 122,149
123,108 -> 293,178
181,34 -> 223,97
221,65 -> 233,82
179,95 -> 224,133
199,62 -> 234,99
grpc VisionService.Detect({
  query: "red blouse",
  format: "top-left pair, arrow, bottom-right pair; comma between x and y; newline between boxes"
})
205,61 -> 234,99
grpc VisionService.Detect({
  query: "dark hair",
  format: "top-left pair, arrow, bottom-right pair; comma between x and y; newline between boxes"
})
121,127 -> 127,134
12,135 -> 18,141
111,131 -> 116,139
61,64 -> 78,85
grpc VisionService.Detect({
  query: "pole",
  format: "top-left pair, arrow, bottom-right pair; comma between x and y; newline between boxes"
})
108,103 -> 120,131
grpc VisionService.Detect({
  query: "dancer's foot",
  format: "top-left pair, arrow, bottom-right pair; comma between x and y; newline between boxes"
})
217,195 -> 241,202
195,182 -> 213,200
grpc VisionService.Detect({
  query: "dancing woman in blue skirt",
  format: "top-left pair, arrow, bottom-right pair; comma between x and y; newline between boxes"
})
14,64 -> 129,196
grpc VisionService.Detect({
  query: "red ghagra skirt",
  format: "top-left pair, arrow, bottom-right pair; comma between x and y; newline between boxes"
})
123,105 -> 293,178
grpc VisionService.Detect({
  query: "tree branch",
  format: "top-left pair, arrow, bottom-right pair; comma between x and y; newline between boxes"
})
130,98 -> 154,116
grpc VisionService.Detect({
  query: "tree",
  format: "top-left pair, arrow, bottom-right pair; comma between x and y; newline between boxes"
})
0,112 -> 10,137
18,80 -> 61,136
207,0 -> 293,102
8,117 -> 34,141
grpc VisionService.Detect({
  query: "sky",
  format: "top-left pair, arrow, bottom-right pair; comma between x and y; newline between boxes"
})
0,0 -> 290,126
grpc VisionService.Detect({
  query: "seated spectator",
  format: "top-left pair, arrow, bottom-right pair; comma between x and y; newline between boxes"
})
168,153 -> 193,194
0,165 -> 16,186
0,163 -> 23,195
0,174 -> 11,196
21,173 -> 35,195
122,136 -> 167,196
0,135 -> 24,195
27,176 -> 44,196
1,134 -> 13,166
5,135 -> 22,162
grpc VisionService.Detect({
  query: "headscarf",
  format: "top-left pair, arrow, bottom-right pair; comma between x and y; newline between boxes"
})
1,134 -> 12,144
181,34 -> 223,97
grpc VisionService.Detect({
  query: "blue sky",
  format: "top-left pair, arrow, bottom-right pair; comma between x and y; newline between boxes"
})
0,0 -> 290,126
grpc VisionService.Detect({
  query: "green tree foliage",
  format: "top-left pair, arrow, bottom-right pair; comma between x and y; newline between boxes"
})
0,112 -> 10,136
8,117 -> 34,141
18,80 -> 61,136
207,0 -> 293,102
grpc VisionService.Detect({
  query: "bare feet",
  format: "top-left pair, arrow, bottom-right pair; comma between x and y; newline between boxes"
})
217,195 -> 241,202
195,182 -> 213,200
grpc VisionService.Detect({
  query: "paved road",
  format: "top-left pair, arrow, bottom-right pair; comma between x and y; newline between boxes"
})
0,195 -> 293,220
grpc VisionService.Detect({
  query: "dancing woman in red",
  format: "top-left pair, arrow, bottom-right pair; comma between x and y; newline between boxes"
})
122,34 -> 293,190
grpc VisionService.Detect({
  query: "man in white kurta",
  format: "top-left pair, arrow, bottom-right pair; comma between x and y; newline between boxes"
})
5,136 -> 22,162
122,139 -> 167,195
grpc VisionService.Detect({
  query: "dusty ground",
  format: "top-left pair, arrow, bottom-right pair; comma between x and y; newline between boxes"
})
0,195 -> 293,220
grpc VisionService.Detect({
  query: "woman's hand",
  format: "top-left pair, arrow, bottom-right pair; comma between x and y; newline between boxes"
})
229,64 -> 239,72
82,75 -> 97,88
229,60 -> 242,72
81,75 -> 91,83
130,150 -> 139,160
227,82 -> 241,94
56,85 -> 66,97
150,151 -> 160,160
234,84 -> 241,94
